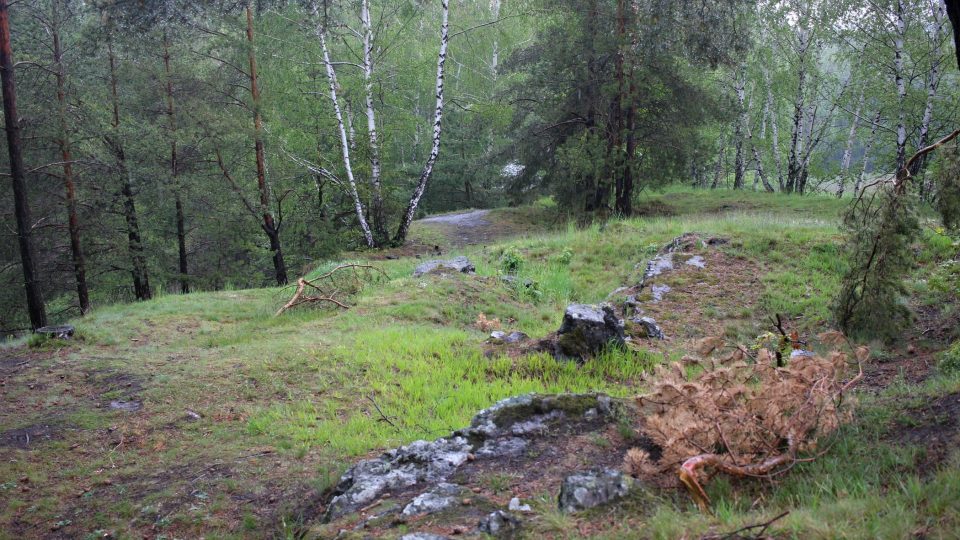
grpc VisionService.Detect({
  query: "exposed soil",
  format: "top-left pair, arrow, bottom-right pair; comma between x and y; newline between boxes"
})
890,391 -> 960,476
0,422 -> 66,449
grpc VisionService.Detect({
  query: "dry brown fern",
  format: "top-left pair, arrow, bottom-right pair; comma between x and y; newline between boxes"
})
625,334 -> 866,511
475,312 -> 501,332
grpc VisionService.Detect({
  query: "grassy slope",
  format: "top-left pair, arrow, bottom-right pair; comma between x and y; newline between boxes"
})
1,187 -> 957,539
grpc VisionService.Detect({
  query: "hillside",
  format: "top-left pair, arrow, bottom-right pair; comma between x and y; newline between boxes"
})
2,189 -> 959,539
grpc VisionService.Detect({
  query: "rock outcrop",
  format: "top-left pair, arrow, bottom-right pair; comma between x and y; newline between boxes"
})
322,393 -> 616,522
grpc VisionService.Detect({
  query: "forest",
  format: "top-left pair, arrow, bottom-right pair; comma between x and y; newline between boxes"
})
3,1 -> 960,538
1,0 -> 957,333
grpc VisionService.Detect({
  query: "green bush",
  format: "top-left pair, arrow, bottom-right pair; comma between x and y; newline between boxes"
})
500,247 -> 525,273
938,341 -> 960,374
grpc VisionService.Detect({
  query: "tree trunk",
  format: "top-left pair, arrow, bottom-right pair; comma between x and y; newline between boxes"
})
762,67 -> 784,191
855,110 -> 883,195
246,4 -> 287,285
711,131 -> 727,189
107,36 -> 151,301
744,94 -> 774,193
1,0 -> 46,329
733,67 -> 747,190
786,28 -> 810,194
612,0 -> 634,215
163,34 -> 189,294
947,0 -> 960,69
490,0 -> 501,78
361,0 -> 388,243
51,0 -> 89,313
894,0 -> 907,171
910,0 -> 945,178
316,16 -> 376,248
836,86 -> 864,198
394,0 -> 450,245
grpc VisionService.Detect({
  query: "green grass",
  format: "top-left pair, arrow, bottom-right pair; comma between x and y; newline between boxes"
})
2,187 -> 957,538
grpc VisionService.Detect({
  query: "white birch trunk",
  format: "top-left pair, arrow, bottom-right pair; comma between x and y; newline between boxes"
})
763,66 -> 784,190
733,67 -> 747,190
361,0 -> 387,240
914,0 -> 945,167
395,0 -> 450,244
317,20 -> 375,247
490,0 -> 501,78
894,0 -> 907,170
786,28 -> 810,192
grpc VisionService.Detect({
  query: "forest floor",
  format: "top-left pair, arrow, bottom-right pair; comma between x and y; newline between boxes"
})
1,187 -> 958,539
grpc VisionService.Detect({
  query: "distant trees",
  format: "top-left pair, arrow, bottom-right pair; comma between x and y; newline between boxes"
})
0,0 -> 517,332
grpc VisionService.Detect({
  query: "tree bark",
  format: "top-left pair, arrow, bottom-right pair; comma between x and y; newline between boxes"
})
163,33 -> 189,294
246,4 -> 287,285
490,0 -> 501,77
394,0 -> 450,245
107,36 -> 151,301
51,0 -> 89,313
361,0 -> 388,243
1,0 -> 47,329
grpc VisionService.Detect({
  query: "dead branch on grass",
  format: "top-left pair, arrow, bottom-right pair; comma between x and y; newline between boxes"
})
275,264 -> 386,316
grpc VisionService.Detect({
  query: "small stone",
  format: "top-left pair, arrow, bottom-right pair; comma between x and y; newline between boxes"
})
558,468 -> 634,513
508,497 -> 532,512
907,344 -> 916,355
478,510 -> 521,538
631,316 -> 665,340
399,533 -> 451,540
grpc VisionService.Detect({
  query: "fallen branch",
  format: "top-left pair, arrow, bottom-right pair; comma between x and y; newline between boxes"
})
275,264 -> 386,316
702,510 -> 790,540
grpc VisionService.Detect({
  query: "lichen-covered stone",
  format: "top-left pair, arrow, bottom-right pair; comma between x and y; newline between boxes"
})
400,534 -> 451,540
556,304 -> 625,360
413,256 -> 475,277
322,437 -> 472,521
631,316 -> 665,340
478,510 -> 522,538
489,331 -> 529,344
558,468 -> 634,513
401,483 -> 463,516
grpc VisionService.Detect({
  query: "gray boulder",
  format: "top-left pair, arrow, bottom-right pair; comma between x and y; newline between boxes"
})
478,510 -> 522,538
400,534 -> 451,540
556,304 -> 625,360
413,256 -> 475,277
558,468 -> 634,513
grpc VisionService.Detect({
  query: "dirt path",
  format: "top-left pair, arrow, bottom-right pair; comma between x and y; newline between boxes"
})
418,209 -> 497,246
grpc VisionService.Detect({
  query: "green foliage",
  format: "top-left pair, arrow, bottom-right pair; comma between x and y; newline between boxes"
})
834,187 -> 919,340
934,142 -> 960,230
938,341 -> 960,374
499,247 -> 525,274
